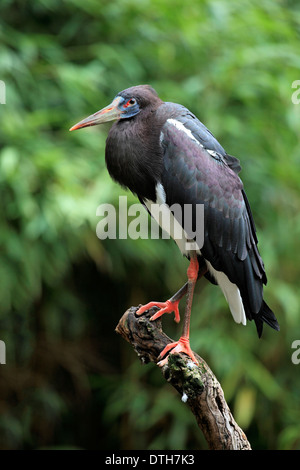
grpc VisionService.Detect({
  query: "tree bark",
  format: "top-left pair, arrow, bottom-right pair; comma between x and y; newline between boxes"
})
116,306 -> 251,450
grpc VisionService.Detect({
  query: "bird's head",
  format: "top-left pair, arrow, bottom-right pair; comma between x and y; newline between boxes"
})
69,85 -> 161,131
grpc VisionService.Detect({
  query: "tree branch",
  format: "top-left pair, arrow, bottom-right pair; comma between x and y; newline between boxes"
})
116,306 -> 251,450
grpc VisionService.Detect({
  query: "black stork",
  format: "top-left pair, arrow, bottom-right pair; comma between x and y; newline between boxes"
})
70,85 -> 279,364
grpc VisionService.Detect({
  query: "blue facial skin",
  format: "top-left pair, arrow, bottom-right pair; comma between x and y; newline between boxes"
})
117,96 -> 141,119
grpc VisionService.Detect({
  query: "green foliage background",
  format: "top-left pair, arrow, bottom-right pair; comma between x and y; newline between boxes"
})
0,0 -> 299,450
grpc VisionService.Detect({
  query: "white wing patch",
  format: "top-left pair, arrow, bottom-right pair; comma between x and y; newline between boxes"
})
155,181 -> 166,205
166,119 -> 223,161
144,183 -> 201,256
167,119 -> 204,148
206,261 -> 246,325
206,149 -> 219,158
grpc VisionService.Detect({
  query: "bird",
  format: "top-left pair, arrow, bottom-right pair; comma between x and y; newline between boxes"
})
70,85 -> 279,364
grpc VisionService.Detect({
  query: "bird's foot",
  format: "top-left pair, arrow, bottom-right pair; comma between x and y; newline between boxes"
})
136,299 -> 180,323
157,336 -> 198,366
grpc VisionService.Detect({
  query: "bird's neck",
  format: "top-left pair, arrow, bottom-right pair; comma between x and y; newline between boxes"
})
105,112 -> 163,200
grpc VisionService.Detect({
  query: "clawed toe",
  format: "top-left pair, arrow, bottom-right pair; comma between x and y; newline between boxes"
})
136,299 -> 180,323
157,336 -> 198,364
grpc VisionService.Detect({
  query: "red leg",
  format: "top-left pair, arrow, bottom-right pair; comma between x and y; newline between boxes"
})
158,255 -> 202,365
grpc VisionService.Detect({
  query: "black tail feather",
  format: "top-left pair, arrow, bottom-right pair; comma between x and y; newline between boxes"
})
254,300 -> 280,338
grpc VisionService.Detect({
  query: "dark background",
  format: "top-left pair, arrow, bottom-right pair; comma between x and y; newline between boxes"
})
0,0 -> 299,450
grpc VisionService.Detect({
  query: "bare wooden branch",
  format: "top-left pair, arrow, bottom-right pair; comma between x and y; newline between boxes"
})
116,306 -> 251,450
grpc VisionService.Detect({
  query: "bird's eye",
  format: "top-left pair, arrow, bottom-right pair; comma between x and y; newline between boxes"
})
124,98 -> 136,108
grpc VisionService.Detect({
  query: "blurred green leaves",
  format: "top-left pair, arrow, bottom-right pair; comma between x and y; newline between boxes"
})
0,0 -> 300,451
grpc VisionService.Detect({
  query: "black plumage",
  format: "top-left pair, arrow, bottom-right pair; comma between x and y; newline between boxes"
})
70,84 -> 279,362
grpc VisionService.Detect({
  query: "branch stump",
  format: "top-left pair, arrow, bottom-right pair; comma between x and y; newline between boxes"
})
116,306 -> 251,450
